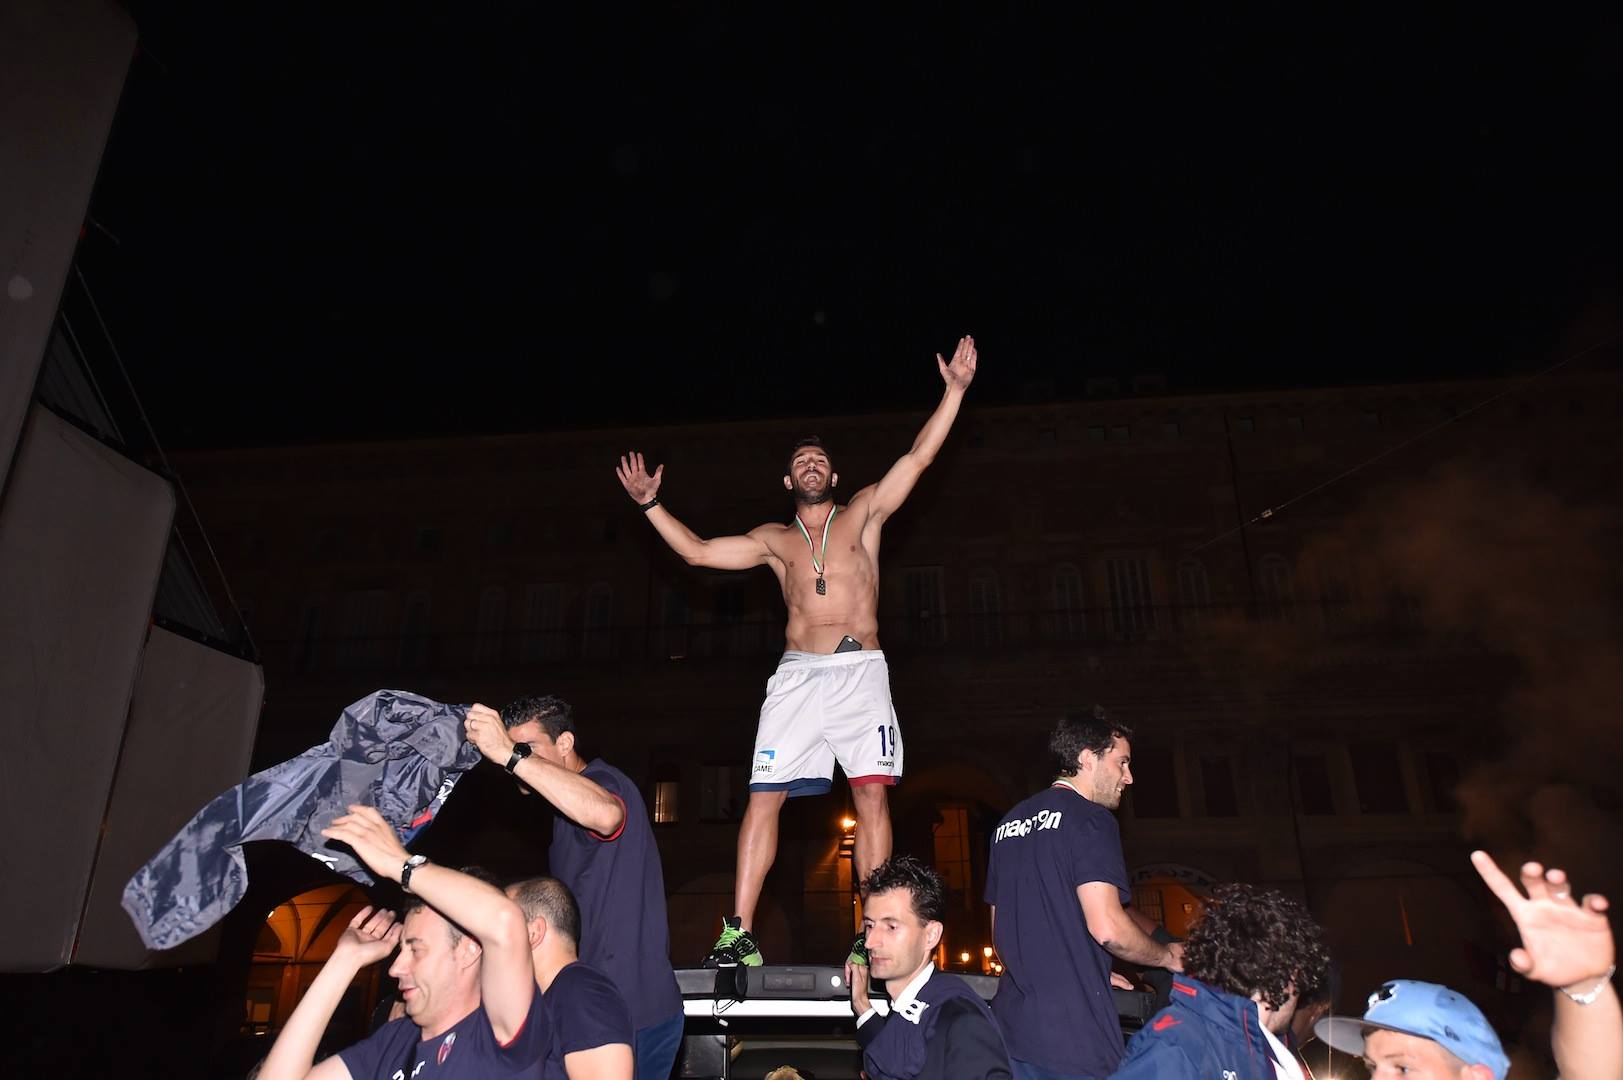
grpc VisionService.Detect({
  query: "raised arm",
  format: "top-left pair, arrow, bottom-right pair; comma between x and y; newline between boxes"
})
256,907 -> 400,1080
616,451 -> 774,569
465,704 -> 624,836
323,806 -> 536,1044
1472,850 -> 1619,1080
1079,882 -> 1183,970
862,336 -> 977,521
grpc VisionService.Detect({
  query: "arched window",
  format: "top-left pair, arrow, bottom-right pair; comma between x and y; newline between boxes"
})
473,586 -> 506,665
659,586 -> 690,658
1258,555 -> 1294,621
519,583 -> 566,663
967,573 -> 1002,647
1175,558 -> 1211,632
399,591 -> 432,669
581,583 -> 614,660
1051,563 -> 1085,640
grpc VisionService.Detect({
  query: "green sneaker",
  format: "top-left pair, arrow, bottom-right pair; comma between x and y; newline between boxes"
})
847,932 -> 869,968
703,916 -> 763,967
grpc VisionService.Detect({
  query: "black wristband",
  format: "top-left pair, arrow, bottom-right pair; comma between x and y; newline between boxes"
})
639,497 -> 660,513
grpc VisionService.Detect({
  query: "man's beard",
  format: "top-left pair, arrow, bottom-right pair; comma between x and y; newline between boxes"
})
795,486 -> 833,506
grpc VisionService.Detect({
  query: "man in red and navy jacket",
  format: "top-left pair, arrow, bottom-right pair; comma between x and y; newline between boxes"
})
1109,884 -> 1330,1080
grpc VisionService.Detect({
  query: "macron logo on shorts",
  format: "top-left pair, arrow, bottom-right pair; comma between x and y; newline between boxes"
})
754,749 -> 776,775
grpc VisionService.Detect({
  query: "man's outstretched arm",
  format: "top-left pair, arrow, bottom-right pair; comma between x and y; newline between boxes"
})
616,451 -> 774,569
256,907 -> 400,1080
465,704 -> 624,836
862,335 -> 977,521
323,806 -> 537,1044
1472,851 -> 1620,1080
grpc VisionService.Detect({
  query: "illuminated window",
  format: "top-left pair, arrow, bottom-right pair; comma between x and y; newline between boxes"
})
651,765 -> 680,825
932,803 -> 973,910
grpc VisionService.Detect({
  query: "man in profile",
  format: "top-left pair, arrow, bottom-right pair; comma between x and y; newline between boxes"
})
255,805 -> 547,1080
615,336 -> 978,966
844,855 -> 1012,1079
986,709 -> 1183,1080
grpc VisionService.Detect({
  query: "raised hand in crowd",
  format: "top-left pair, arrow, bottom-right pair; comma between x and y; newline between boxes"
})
616,451 -> 663,505
1472,850 -> 1620,1080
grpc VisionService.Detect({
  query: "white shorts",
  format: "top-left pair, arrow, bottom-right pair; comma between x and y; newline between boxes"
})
749,649 -> 903,797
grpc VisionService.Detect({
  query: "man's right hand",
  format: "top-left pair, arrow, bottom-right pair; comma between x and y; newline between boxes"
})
1163,941 -> 1185,972
616,451 -> 663,504
330,905 -> 402,971
845,959 -> 872,1016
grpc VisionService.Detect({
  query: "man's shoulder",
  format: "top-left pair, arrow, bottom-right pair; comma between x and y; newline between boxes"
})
552,959 -> 622,998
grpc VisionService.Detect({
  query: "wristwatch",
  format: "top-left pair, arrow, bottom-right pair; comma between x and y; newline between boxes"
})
505,742 -> 532,774
400,854 -> 429,893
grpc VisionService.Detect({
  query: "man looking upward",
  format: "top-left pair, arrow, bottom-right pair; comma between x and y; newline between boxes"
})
615,335 -> 978,966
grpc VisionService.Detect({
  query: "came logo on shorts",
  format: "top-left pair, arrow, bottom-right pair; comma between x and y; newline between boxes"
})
754,749 -> 776,775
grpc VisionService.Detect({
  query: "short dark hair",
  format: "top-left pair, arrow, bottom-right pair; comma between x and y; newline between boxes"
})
860,855 -> 946,924
1182,883 -> 1330,1010
507,876 -> 581,947
500,695 -> 575,740
402,865 -> 501,946
787,436 -> 830,471
1050,706 -> 1133,777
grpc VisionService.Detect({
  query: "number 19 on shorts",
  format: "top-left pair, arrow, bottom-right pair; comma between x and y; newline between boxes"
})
877,724 -> 897,758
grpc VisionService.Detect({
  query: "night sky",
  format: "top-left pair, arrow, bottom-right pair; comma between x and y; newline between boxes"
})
83,6 -> 1623,447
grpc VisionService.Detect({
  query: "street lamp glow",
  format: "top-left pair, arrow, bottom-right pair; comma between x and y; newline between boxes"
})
959,951 -> 971,963
982,945 -> 994,958
840,816 -> 858,830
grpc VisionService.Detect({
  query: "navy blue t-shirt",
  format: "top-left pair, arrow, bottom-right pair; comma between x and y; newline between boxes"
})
548,760 -> 682,1030
542,960 -> 635,1080
338,985 -> 548,1079
984,783 -> 1130,1076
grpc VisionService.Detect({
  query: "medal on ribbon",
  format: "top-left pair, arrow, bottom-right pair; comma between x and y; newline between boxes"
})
794,506 -> 837,596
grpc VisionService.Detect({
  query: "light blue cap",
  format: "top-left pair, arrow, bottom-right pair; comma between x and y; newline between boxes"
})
1315,979 -> 1509,1080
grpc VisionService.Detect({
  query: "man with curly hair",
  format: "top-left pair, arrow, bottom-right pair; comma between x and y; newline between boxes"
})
1108,883 -> 1331,1080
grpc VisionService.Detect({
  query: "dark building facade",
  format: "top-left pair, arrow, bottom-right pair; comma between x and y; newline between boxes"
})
173,369 -> 1623,1041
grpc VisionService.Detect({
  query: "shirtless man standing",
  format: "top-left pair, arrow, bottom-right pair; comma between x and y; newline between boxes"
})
615,335 -> 977,967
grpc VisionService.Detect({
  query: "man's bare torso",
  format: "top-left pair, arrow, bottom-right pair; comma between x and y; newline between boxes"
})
751,491 -> 883,654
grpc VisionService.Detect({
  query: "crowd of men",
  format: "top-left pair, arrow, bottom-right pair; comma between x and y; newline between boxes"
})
250,698 -> 1618,1080
254,347 -> 1615,1078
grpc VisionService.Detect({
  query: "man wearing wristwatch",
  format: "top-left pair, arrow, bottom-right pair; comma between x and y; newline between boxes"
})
255,805 -> 547,1080
465,696 -> 683,1080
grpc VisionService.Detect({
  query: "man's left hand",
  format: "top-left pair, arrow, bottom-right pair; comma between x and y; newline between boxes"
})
321,805 -> 411,882
465,703 -> 516,764
937,335 -> 977,392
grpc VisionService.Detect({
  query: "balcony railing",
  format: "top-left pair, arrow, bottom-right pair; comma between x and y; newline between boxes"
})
265,597 -> 1432,675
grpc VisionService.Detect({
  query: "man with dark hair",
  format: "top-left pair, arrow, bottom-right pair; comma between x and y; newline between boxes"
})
614,336 -> 978,968
844,855 -> 1012,1080
508,876 -> 634,1080
986,708 -> 1182,1080
1110,884 -> 1331,1079
464,699 -> 682,1080
255,807 -> 548,1080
